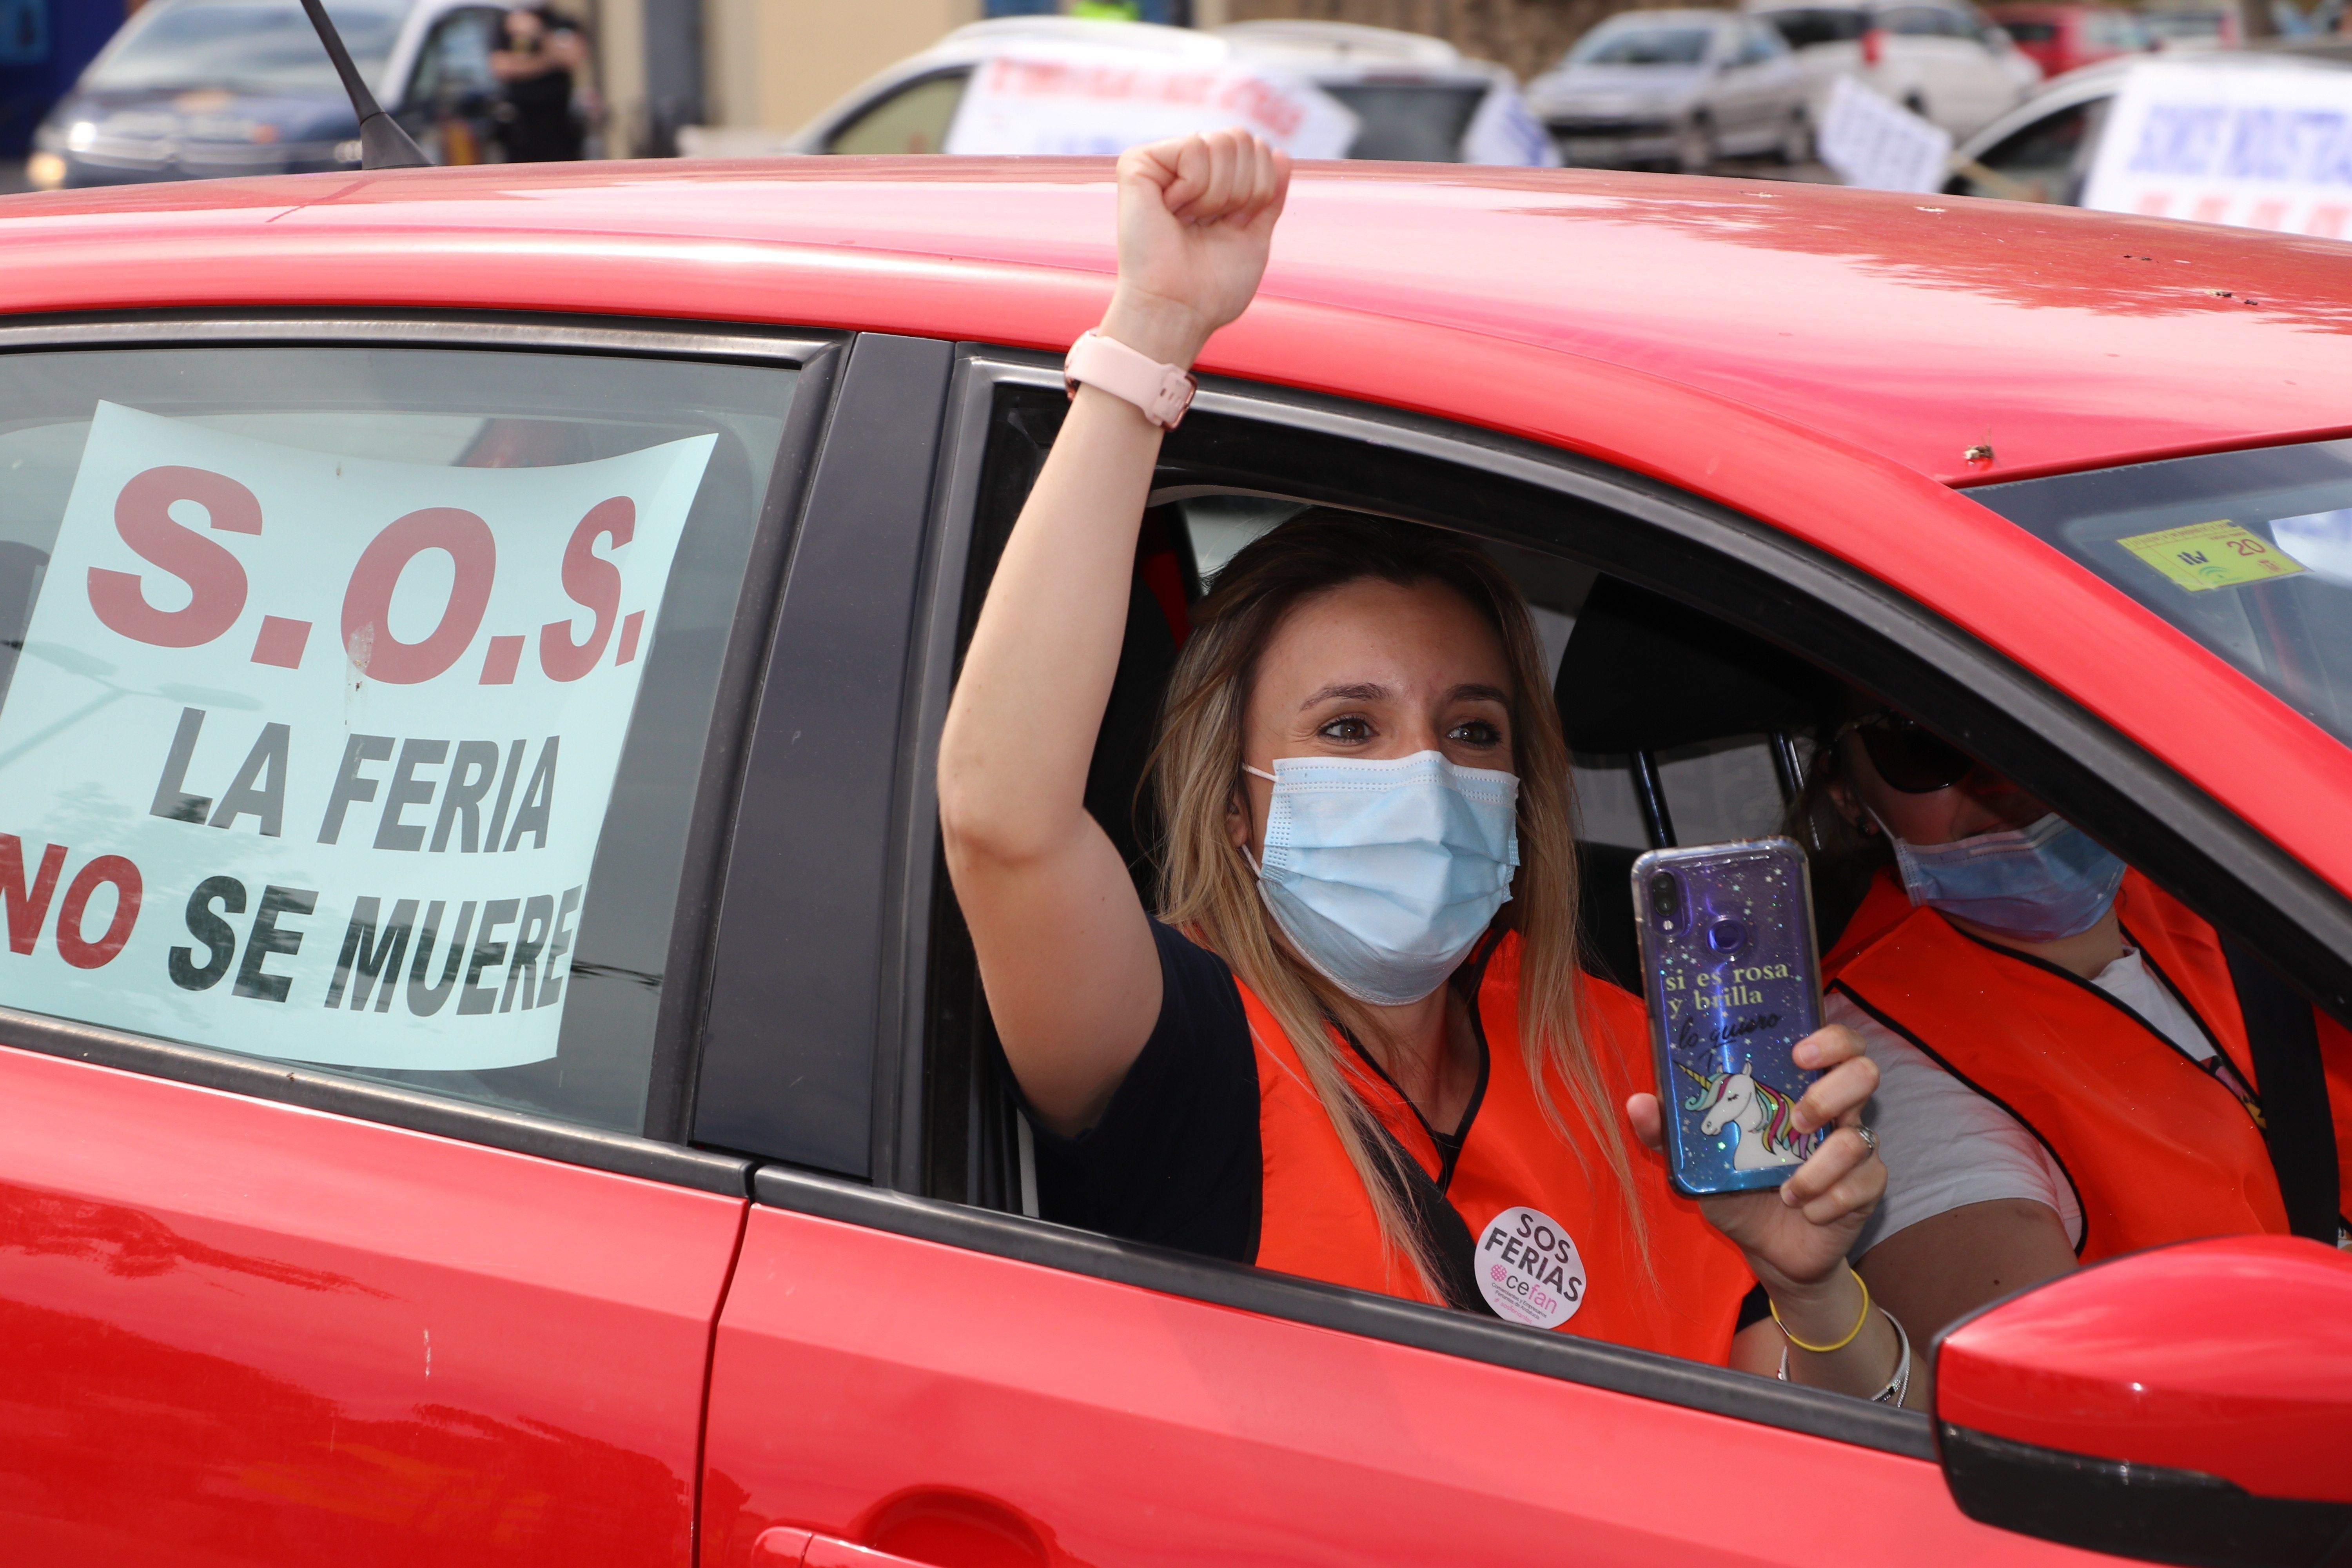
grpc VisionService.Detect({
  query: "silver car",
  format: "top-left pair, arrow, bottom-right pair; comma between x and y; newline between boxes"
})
1528,9 -> 1815,173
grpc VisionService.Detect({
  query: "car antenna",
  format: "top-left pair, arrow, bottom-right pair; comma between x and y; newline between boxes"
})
297,0 -> 431,169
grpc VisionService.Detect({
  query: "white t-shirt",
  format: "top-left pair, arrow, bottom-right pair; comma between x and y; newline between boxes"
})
1838,946 -> 2222,1257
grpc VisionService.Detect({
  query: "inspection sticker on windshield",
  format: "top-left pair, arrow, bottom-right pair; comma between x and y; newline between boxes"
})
2116,519 -> 2306,593
0,402 -> 713,1070
1474,1205 -> 1587,1329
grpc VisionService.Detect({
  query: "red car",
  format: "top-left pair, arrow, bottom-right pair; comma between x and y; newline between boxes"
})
1,159 -> 2349,1568
1986,4 -> 2152,76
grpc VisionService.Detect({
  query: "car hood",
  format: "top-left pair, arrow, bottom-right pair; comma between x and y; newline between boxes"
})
1527,64 -> 1707,111
45,86 -> 359,149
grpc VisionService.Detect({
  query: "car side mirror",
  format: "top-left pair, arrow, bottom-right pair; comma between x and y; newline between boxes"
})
1933,1236 -> 2352,1568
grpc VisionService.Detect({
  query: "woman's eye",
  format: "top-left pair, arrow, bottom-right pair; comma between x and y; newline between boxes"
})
1449,720 -> 1503,747
1319,717 -> 1373,743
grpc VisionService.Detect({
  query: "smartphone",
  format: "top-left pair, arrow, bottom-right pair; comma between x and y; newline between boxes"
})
1631,837 -> 1826,1198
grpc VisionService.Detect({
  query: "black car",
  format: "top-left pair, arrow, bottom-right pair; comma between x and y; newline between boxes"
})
29,0 -> 506,189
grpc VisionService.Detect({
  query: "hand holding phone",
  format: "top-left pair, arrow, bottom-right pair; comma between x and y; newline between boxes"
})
1632,837 -> 1827,1198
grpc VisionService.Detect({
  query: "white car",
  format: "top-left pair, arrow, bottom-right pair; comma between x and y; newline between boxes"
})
1944,43 -> 2352,204
1526,9 -> 1815,172
755,17 -> 1551,165
1747,0 -> 2042,138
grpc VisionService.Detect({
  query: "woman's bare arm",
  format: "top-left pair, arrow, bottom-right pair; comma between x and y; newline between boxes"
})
1858,1197 -> 2078,1404
938,132 -> 1288,1136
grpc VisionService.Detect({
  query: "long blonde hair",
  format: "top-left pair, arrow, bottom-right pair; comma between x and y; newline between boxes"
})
1146,510 -> 1641,1299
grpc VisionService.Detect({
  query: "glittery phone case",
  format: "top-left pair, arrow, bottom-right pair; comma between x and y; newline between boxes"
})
1630,837 -> 1826,1198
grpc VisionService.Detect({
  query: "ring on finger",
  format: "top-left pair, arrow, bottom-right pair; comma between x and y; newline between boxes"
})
1853,1124 -> 1879,1158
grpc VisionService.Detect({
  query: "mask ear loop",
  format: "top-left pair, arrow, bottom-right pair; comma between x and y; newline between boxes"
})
1236,762 -> 1276,875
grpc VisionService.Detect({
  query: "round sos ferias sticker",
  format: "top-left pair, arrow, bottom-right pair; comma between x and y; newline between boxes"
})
1475,1206 -> 1587,1328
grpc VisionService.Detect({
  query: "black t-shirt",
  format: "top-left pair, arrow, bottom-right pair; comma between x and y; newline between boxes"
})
1029,920 -> 1262,1262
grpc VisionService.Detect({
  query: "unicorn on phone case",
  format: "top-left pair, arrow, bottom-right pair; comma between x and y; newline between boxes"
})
1679,1060 -> 1811,1169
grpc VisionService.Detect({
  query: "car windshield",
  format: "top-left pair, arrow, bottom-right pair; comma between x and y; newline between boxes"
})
1571,27 -> 1714,65
1319,83 -> 1486,160
85,0 -> 411,96
1974,439 -> 2352,749
1760,7 -> 1872,46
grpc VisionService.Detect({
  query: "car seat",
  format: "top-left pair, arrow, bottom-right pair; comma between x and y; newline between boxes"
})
1554,576 -> 1832,985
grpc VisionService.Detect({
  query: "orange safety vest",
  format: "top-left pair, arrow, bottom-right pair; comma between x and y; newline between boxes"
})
1825,868 -> 2312,1259
1241,931 -> 1753,1364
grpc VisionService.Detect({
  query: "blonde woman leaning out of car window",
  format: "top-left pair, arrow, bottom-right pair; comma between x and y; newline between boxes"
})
938,130 -> 1905,1399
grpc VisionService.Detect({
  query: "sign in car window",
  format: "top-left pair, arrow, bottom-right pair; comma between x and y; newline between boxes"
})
2083,62 -> 2352,236
942,43 -> 1359,159
0,401 -> 713,1070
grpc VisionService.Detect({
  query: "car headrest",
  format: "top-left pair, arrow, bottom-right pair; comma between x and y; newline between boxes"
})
1554,577 -> 1831,755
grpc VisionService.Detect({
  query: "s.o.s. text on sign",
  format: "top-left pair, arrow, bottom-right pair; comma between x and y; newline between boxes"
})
0,403 -> 712,1069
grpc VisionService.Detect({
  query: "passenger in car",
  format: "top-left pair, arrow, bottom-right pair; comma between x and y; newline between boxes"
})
1794,704 -> 2352,1372
939,129 -> 1909,1398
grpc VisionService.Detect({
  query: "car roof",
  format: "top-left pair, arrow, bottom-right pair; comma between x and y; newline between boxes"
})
4,158 -> 2349,493
1212,20 -> 1468,69
1590,9 -> 1740,26
897,15 -> 1485,75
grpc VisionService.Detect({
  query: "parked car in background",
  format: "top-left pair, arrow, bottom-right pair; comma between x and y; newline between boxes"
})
753,16 -> 1548,164
1945,42 -> 2352,207
1985,4 -> 2151,77
1748,0 -> 2041,137
1527,8 -> 1814,172
27,0 -> 502,190
2138,1 -> 2241,47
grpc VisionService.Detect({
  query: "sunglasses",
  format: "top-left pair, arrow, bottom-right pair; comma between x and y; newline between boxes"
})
1832,711 -> 1978,794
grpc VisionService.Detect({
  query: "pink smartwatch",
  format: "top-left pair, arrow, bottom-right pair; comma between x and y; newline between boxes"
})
1063,330 -> 1197,429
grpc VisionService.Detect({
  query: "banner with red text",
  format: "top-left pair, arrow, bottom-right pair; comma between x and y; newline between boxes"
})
0,402 -> 712,1069
943,42 -> 1359,159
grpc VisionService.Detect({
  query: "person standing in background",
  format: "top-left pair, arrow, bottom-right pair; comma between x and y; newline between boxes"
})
491,5 -> 591,163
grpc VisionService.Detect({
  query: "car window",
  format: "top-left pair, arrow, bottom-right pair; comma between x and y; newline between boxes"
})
407,6 -> 500,104
2000,17 -> 2061,41
1948,97 -> 2102,200
1762,6 -> 1872,46
1570,27 -> 1715,65
826,70 -> 969,155
1318,83 -> 1486,162
89,0 -> 412,95
1974,438 -> 2352,753
1882,7 -> 1961,35
0,344 -> 798,1135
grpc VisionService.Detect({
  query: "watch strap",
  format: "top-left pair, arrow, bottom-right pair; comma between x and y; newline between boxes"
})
1063,330 -> 1197,429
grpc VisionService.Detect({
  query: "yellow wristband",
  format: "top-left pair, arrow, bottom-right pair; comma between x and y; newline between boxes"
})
1769,1267 -> 1872,1355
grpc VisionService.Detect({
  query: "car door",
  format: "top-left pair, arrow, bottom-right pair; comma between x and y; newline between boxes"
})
1710,23 -> 1772,148
1873,4 -> 1971,127
397,6 -> 505,163
686,345 -> 2206,1567
0,318 -> 837,1564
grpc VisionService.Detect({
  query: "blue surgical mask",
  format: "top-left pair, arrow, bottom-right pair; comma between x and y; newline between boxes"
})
1880,811 -> 2125,942
1247,750 -> 1520,1006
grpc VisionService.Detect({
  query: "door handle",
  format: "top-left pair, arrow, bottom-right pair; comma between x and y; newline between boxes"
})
751,1527 -> 935,1568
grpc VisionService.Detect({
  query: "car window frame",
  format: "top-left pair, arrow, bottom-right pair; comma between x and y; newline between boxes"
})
0,312 -> 843,1199
755,339 -> 2352,1461
690,334 -> 956,1178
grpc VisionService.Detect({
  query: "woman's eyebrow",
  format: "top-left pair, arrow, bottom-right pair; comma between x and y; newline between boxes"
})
1450,682 -> 1512,705
1298,682 -> 1389,708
